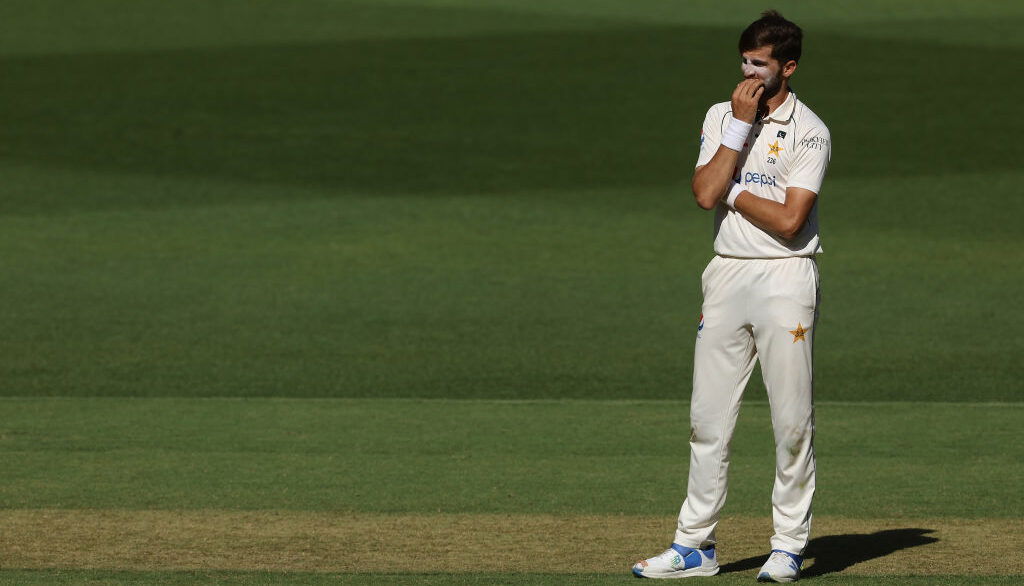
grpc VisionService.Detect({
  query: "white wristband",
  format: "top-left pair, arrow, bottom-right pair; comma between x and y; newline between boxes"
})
724,183 -> 744,209
720,117 -> 753,152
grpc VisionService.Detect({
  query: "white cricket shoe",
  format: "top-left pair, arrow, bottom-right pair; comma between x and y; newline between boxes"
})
756,549 -> 803,582
632,543 -> 719,579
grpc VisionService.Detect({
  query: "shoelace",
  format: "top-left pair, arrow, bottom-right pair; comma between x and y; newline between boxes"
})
768,551 -> 797,569
636,548 -> 678,567
658,548 -> 679,561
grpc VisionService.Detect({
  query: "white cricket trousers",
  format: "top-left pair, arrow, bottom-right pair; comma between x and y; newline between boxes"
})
675,255 -> 818,555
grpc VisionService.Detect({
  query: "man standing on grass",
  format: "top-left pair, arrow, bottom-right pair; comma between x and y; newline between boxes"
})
632,11 -> 830,582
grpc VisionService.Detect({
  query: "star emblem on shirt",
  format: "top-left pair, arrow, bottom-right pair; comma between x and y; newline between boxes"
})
789,323 -> 809,343
768,140 -> 784,157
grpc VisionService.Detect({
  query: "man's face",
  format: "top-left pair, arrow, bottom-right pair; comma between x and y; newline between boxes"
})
740,46 -> 782,99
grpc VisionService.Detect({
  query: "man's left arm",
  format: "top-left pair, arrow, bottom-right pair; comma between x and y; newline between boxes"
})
727,126 -> 831,241
731,187 -> 817,241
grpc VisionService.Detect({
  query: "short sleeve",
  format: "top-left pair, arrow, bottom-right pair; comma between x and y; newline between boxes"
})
787,127 -> 831,194
695,106 -> 723,168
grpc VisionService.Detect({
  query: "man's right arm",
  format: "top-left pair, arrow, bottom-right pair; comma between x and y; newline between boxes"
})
691,79 -> 764,210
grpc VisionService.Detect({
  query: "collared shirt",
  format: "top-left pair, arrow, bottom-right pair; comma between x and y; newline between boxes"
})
696,92 -> 831,258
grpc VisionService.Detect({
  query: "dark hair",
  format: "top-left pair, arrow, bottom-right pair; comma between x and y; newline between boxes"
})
739,10 -> 802,64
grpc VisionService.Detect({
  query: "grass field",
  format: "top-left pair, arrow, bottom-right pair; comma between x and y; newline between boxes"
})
1,0 -> 1022,583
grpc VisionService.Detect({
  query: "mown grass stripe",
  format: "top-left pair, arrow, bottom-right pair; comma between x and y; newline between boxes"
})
2,511 -> 1020,575
0,396 -> 1021,407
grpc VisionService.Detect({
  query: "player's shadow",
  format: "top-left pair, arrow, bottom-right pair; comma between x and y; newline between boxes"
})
719,528 -> 938,578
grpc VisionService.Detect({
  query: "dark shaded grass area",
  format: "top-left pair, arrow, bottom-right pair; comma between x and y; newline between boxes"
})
0,25 -> 1016,215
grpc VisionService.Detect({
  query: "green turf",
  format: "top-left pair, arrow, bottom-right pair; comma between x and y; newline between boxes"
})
1,398 -> 1020,517
0,1 -> 1021,583
0,1 -> 1021,401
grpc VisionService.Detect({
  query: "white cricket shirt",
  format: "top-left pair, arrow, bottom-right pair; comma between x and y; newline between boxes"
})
696,91 -> 831,258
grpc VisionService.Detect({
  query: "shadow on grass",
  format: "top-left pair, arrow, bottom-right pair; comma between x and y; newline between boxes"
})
720,528 -> 938,578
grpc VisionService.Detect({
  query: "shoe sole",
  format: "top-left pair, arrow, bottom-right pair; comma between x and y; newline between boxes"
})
756,571 -> 798,583
632,566 -> 720,579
